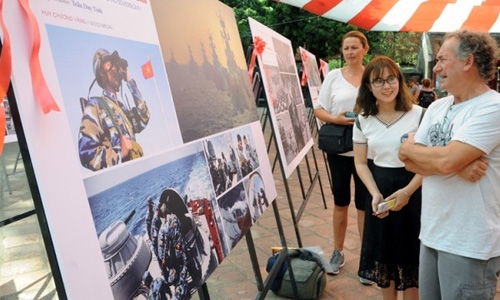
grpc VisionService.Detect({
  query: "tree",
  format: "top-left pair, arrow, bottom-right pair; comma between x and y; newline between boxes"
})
220,0 -> 421,66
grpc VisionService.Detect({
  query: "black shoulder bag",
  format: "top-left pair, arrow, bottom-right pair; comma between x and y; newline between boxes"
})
317,123 -> 353,154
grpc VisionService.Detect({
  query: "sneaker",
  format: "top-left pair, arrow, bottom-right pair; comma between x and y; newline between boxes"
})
329,250 -> 345,275
359,276 -> 375,285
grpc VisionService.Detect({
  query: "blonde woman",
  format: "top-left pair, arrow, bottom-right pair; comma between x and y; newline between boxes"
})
314,31 -> 372,284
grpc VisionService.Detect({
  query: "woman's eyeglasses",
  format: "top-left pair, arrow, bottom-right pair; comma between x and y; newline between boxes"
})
371,75 -> 399,88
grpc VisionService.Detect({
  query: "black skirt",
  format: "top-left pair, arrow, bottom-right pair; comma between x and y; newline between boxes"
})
358,162 -> 421,290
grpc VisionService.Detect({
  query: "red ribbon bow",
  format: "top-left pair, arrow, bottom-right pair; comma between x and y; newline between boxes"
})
300,50 -> 309,86
0,0 -> 61,155
248,36 -> 266,83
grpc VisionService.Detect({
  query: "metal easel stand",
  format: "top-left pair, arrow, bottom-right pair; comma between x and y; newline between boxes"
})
225,69 -> 298,300
5,83 -> 68,299
261,87 -> 327,248
306,96 -> 332,189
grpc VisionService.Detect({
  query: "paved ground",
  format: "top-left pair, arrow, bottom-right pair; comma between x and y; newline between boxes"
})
0,142 -> 58,300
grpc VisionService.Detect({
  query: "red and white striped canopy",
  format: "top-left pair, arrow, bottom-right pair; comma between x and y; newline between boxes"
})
275,0 -> 500,32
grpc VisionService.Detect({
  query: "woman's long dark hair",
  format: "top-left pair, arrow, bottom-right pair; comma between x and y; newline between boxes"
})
354,55 -> 414,117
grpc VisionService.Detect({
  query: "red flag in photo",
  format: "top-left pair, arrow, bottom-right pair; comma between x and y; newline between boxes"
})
141,60 -> 154,79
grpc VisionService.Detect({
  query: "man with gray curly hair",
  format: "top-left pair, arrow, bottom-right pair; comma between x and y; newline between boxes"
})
399,30 -> 500,299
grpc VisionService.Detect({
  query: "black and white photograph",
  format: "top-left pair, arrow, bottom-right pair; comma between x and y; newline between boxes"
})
232,128 -> 260,179
249,17 -> 314,178
203,132 -> 241,197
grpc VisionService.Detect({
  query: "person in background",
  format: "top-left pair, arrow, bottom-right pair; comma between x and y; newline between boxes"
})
314,30 -> 373,285
399,30 -> 500,299
353,56 -> 423,300
408,78 -> 419,98
415,78 -> 437,108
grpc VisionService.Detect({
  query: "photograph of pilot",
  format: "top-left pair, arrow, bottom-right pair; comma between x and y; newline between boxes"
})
203,132 -> 241,197
217,182 -> 252,249
245,171 -> 268,223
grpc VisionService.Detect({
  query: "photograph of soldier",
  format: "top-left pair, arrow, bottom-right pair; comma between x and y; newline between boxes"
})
306,55 -> 322,89
276,112 -> 299,164
78,48 -> 151,171
243,134 -> 259,170
141,271 -> 171,300
266,66 -> 289,114
203,133 -> 241,197
294,103 -> 312,146
245,171 -> 268,223
154,188 -> 219,298
283,73 -> 303,106
3,97 -> 15,137
87,142 -> 223,299
217,182 -> 252,249
235,134 -> 253,178
249,17 -> 315,178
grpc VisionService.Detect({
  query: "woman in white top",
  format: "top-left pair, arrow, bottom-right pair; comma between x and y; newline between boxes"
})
353,56 -> 423,300
314,31 -> 371,282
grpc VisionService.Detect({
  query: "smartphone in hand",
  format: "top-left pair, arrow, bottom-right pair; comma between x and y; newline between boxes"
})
376,198 -> 396,215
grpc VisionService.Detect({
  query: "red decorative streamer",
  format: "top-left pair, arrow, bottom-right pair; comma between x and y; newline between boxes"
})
0,0 -> 12,155
300,50 -> 309,86
319,59 -> 327,79
248,36 -> 266,83
18,0 -> 60,114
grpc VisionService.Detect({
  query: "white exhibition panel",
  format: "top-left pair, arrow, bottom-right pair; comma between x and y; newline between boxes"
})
4,0 -> 277,299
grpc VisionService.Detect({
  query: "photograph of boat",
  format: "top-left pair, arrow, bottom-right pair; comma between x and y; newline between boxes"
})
87,144 -> 225,299
99,219 -> 152,299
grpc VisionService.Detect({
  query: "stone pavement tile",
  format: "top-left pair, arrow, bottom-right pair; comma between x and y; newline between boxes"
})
1,257 -> 46,277
0,270 -> 56,299
323,275 -> 381,299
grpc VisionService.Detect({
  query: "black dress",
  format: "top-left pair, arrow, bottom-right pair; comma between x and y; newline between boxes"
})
358,161 -> 421,290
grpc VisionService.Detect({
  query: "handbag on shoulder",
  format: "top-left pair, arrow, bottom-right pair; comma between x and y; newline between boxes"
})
317,123 -> 353,154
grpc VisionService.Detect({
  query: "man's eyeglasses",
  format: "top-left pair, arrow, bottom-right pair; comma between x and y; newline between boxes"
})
371,75 -> 399,88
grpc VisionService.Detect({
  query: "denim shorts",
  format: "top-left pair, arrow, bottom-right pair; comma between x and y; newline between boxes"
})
419,243 -> 500,300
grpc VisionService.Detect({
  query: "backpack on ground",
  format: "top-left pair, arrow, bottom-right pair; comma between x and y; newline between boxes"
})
266,248 -> 326,299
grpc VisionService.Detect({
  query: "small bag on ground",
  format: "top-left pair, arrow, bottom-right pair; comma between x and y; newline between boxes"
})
266,248 -> 327,299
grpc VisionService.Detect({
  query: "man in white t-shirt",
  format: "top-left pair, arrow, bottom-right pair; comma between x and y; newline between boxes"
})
399,30 -> 500,299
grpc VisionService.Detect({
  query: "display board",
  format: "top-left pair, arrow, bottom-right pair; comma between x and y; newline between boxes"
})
299,47 -> 322,129
248,18 -> 314,178
3,0 -> 276,299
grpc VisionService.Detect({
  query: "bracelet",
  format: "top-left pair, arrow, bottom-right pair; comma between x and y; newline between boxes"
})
403,189 -> 410,198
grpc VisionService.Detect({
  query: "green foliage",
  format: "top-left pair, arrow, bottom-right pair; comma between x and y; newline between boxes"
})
219,0 -> 422,66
